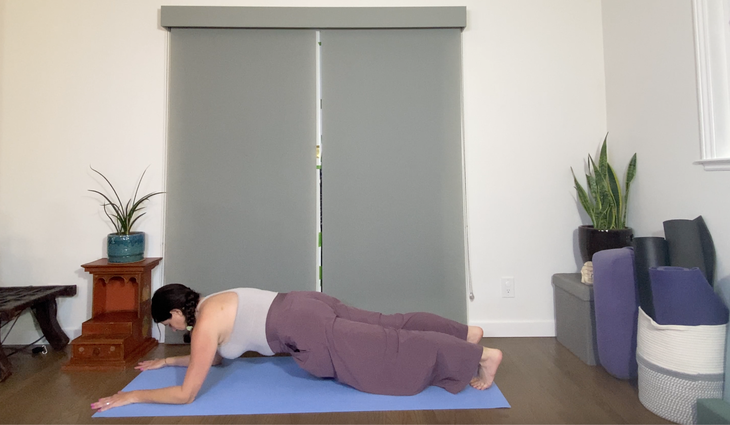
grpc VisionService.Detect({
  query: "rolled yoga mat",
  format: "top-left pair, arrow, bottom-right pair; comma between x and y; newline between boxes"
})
632,237 -> 669,320
593,247 -> 639,379
649,266 -> 728,326
93,357 -> 510,418
663,216 -> 716,285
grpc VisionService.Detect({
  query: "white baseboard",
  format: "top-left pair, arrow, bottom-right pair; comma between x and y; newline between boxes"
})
1,327 -> 81,346
469,320 -> 556,337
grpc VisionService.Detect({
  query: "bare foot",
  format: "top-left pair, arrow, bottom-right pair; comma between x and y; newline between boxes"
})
466,326 -> 484,344
470,347 -> 502,390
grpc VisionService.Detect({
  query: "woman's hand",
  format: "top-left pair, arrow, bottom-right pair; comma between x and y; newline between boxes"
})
135,358 -> 167,371
91,391 -> 136,412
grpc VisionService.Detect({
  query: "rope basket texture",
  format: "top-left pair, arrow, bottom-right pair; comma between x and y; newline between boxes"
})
636,308 -> 726,424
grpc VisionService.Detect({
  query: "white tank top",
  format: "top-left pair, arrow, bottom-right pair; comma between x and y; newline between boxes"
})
200,287 -> 278,358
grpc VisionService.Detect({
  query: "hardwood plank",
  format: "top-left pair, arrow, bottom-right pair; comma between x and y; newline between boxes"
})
0,338 -> 671,424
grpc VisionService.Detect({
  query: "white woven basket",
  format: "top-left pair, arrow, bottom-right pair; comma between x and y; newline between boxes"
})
636,308 -> 726,425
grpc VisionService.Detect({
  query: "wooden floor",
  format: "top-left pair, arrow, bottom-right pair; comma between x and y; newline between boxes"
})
0,337 -> 671,424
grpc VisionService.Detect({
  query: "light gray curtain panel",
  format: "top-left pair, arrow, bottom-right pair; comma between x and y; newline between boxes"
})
320,29 -> 466,322
165,28 -> 317,297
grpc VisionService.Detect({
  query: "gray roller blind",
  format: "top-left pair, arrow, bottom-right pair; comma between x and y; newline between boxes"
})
161,6 -> 466,29
165,28 -> 317,297
320,29 -> 466,322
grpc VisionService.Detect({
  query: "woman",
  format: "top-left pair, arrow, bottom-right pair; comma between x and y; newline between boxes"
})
92,284 -> 502,412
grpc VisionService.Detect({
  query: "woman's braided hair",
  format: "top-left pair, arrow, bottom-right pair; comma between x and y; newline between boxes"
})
181,289 -> 200,328
151,283 -> 200,328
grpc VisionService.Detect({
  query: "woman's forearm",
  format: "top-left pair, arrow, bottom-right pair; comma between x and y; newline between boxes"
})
164,353 -> 221,367
131,385 -> 195,405
93,384 -> 195,411
165,355 -> 191,367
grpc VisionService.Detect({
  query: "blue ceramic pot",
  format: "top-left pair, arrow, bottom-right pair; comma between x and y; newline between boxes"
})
107,232 -> 145,263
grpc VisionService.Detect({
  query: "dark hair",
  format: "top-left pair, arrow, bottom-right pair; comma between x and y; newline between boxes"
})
151,283 -> 200,328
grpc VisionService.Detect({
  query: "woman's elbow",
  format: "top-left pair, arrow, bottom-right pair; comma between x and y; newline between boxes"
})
178,388 -> 197,404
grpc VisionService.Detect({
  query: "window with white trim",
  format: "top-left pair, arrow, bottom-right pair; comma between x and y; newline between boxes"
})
693,0 -> 730,170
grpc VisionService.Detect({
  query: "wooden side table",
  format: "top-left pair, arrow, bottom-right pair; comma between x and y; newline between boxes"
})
64,258 -> 161,371
0,285 -> 77,382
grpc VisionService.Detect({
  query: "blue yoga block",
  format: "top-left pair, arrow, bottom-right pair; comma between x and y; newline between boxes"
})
593,247 -> 639,379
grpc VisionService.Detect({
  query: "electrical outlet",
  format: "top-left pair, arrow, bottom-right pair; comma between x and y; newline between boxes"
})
501,277 -> 515,298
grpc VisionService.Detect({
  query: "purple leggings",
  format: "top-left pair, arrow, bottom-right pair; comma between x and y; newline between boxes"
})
265,291 -> 482,395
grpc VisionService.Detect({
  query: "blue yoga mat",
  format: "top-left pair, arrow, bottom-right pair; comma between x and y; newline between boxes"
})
649,266 -> 728,326
94,356 -> 510,417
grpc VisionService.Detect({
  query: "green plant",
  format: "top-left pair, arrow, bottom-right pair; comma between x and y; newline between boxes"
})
571,135 -> 637,230
89,166 -> 164,235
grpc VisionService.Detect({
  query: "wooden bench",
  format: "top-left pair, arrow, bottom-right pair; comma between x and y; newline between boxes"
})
0,285 -> 77,382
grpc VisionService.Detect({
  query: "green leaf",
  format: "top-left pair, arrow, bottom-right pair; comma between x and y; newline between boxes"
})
572,168 -> 595,225
128,212 -> 147,231
625,153 -> 637,188
589,156 -> 609,214
597,134 -> 609,177
101,203 -> 122,234
90,166 -> 125,211
587,157 -> 600,207
606,164 -> 622,228
131,167 -> 150,209
571,135 -> 635,230
622,153 -> 637,227
89,189 -> 125,222
89,166 -> 164,235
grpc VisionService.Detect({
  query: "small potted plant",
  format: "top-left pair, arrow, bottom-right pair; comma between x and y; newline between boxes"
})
89,166 -> 164,263
571,135 -> 637,271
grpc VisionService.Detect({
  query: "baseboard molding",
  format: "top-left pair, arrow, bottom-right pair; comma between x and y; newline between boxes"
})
1,327 -> 81,346
469,320 -> 556,337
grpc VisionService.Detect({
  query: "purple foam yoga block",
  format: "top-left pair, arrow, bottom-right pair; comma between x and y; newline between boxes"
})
592,247 -> 639,379
649,266 -> 728,326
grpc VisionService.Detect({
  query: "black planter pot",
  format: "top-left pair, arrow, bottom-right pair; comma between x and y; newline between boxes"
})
578,225 -> 633,263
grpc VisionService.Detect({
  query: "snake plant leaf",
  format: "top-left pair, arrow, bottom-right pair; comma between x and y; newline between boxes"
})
571,135 -> 636,230
586,172 -> 598,212
606,163 -> 622,228
626,153 -> 637,186
586,157 -> 599,205
572,168 -> 595,224
590,156 -> 610,209
597,135 -> 609,177
593,198 -> 608,229
622,153 -> 637,226
587,156 -> 603,212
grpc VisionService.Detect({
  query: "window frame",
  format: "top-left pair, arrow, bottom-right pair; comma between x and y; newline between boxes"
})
692,0 -> 730,170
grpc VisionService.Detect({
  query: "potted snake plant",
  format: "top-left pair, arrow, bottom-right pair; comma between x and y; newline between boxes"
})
89,166 -> 164,263
571,134 -> 637,265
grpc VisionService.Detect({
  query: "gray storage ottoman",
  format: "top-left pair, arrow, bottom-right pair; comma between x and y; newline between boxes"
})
552,273 -> 600,365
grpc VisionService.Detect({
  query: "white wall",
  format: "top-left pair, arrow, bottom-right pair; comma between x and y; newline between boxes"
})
0,0 -> 607,344
602,0 -> 730,289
